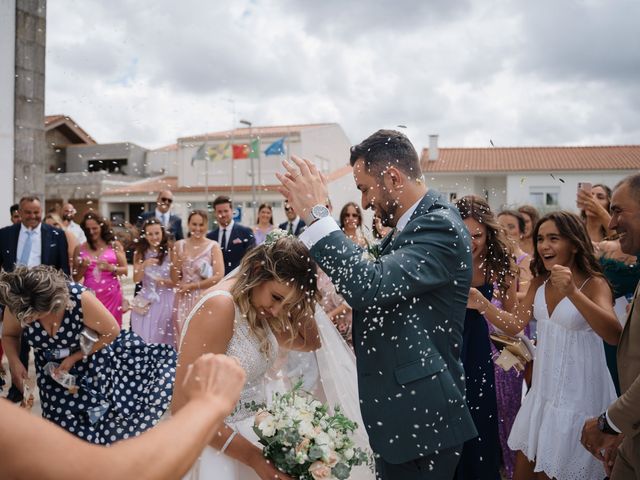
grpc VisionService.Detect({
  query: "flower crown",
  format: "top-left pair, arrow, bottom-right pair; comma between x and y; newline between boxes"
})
264,228 -> 290,247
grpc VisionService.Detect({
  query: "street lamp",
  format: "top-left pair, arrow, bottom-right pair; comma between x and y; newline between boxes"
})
239,119 -> 257,222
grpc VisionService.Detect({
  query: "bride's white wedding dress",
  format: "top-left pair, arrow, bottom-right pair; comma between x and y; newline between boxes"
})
181,288 -> 373,480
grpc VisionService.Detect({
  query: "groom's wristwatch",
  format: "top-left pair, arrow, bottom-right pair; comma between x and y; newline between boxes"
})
598,412 -> 619,435
306,204 -> 330,226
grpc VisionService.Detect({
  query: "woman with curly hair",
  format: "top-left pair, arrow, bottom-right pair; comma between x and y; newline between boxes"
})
172,232 -> 321,480
0,265 -> 175,444
72,212 -> 127,326
455,195 -> 520,480
472,211 -> 620,479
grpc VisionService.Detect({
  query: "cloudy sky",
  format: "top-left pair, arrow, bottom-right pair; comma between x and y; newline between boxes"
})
46,0 -> 640,151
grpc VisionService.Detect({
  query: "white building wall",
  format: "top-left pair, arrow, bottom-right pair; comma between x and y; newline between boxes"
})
146,148 -> 178,176
0,0 -> 15,221
505,170 -> 635,212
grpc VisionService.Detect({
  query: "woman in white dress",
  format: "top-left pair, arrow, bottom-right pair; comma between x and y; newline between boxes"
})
172,233 -> 321,480
468,211 -> 622,480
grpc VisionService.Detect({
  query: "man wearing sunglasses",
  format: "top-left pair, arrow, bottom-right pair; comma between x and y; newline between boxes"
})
137,190 -> 184,241
278,201 -> 306,236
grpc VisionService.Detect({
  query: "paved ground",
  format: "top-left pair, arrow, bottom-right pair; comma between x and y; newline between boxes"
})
1,266 -> 135,416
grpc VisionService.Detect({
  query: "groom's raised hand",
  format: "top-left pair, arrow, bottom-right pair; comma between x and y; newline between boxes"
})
276,155 -> 329,225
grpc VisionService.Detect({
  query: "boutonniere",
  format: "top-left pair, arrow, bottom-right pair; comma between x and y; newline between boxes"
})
366,241 -> 381,261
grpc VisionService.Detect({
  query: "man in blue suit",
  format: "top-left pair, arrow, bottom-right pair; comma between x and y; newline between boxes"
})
278,201 -> 306,236
137,190 -> 184,241
206,196 -> 255,274
278,130 -> 477,479
0,196 -> 69,402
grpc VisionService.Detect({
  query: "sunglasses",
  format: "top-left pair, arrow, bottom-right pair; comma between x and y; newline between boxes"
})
344,213 -> 360,218
160,197 -> 173,204
284,207 -> 293,212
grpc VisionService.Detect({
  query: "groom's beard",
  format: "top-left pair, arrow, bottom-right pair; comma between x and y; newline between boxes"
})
376,194 -> 400,228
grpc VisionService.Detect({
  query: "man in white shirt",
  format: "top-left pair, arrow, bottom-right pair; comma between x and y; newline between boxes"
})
61,203 -> 86,244
278,201 -> 306,236
206,195 -> 255,274
137,190 -> 184,241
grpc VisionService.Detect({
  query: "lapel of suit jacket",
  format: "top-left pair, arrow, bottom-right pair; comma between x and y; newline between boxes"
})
40,223 -> 50,265
8,223 -> 20,265
383,191 -> 439,254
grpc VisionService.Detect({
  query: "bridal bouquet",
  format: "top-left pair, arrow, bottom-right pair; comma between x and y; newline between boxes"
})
252,381 -> 370,479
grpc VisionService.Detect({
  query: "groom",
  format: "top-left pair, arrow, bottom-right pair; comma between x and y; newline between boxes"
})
277,130 -> 477,479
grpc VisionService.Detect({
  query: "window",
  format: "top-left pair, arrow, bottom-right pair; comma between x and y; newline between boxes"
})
529,187 -> 559,207
88,159 -> 127,173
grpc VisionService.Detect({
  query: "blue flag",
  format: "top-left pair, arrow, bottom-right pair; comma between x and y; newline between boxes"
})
264,137 -> 286,156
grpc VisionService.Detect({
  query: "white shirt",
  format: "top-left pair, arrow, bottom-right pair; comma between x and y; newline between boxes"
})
17,222 -> 42,267
218,220 -> 234,249
300,195 -> 424,249
394,196 -> 423,234
66,220 -> 86,244
155,208 -> 171,228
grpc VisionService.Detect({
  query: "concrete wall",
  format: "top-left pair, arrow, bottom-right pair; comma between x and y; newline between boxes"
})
0,0 -> 16,222
13,0 -> 46,202
45,127 -> 72,173
66,142 -> 147,175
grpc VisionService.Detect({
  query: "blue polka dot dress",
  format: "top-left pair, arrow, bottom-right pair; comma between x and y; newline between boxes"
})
24,283 -> 176,444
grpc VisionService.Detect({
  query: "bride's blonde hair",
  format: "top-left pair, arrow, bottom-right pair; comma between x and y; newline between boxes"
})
230,234 -> 319,356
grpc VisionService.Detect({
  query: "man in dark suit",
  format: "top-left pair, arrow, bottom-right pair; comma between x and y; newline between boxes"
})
278,130 -> 477,479
0,196 -> 70,402
137,190 -> 184,241
278,201 -> 306,236
206,196 -> 255,274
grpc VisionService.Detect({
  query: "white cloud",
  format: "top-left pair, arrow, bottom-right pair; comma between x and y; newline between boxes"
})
45,0 -> 640,150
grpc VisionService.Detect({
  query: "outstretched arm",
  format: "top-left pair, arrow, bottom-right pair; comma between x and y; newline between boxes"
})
0,354 -> 245,480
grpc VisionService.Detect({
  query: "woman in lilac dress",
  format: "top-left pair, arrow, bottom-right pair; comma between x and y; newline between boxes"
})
72,213 -> 127,326
252,203 -> 275,245
130,218 -> 177,347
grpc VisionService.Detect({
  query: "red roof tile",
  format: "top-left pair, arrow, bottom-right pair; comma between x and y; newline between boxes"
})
45,114 -> 96,144
420,146 -> 640,173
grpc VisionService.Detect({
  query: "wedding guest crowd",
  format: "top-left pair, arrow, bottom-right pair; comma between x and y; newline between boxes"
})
2,152 -> 639,480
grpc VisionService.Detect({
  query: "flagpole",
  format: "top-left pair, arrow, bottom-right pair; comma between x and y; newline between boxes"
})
231,128 -> 235,201
205,132 -> 209,207
257,137 -> 262,205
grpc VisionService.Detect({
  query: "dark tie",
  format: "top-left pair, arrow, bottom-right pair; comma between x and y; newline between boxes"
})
288,222 -> 294,235
221,228 -> 227,249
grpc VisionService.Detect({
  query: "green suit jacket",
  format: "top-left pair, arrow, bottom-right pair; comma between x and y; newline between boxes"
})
310,190 -> 477,464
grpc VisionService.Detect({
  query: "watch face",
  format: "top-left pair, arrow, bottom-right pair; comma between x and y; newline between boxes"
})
312,205 -> 329,219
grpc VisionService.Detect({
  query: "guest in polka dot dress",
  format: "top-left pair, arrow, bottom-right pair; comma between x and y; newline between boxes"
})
0,265 -> 176,444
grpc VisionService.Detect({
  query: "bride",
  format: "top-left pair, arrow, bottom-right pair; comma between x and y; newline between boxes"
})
173,232 -> 370,479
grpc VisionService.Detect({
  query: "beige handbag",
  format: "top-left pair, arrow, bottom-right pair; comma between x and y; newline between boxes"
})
490,333 -> 534,372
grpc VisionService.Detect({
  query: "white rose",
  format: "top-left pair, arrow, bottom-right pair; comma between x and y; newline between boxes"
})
258,417 -> 276,437
344,448 -> 354,460
315,432 -> 331,446
298,420 -> 314,437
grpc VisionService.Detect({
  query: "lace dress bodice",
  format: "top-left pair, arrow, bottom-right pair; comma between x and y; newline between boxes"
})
180,290 -> 279,422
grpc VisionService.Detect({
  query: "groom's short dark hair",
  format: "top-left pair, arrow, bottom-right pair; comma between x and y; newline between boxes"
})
349,129 -> 420,178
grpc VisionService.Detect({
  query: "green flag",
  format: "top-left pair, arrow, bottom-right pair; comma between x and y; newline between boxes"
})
248,139 -> 260,159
